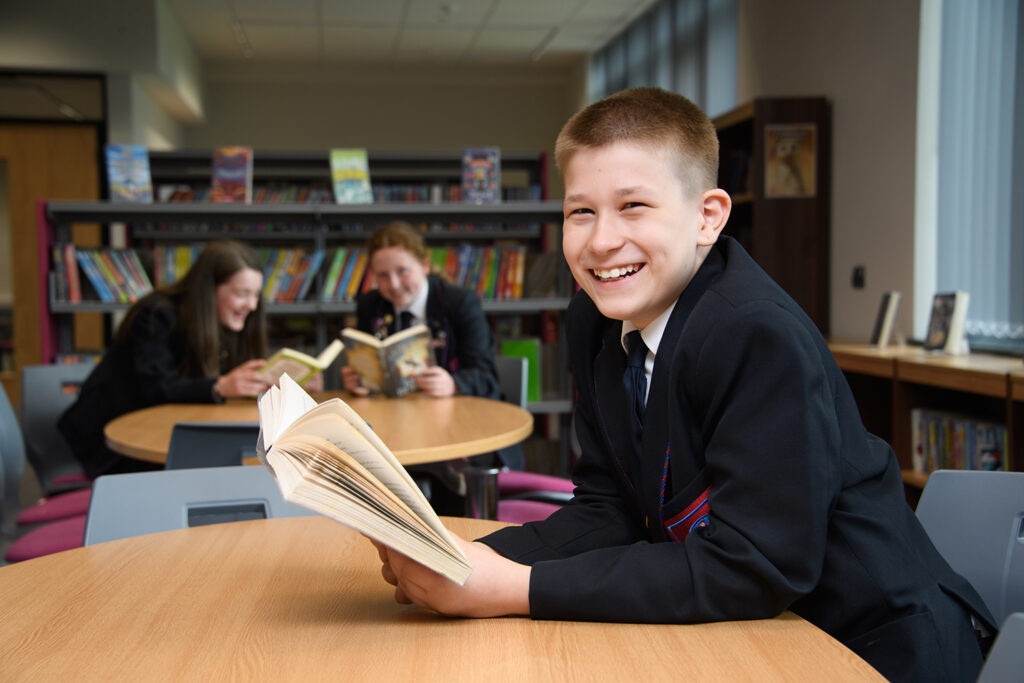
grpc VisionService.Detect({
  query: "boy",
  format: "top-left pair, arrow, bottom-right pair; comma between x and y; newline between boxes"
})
373,88 -> 993,682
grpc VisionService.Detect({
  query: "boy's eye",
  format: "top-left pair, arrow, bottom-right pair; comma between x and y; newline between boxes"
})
566,207 -> 593,217
622,201 -> 646,210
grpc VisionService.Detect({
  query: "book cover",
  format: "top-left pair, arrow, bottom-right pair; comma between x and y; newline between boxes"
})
869,291 -> 902,349
320,248 -> 348,302
256,375 -> 471,584
923,291 -> 970,354
210,146 -> 254,204
261,339 -> 344,386
341,325 -> 433,398
105,144 -> 153,203
461,147 -> 501,204
329,148 -> 374,204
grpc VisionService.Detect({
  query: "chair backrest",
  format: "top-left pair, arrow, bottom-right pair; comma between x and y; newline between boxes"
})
495,356 -> 528,409
165,422 -> 260,470
0,380 -> 26,533
976,612 -> 1024,683
20,362 -> 94,492
84,465 -> 314,545
915,469 -> 1024,625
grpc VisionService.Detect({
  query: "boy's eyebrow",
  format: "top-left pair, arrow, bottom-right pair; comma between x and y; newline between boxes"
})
564,186 -> 647,204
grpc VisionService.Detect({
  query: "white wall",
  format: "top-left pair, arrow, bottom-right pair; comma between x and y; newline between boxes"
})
182,63 -> 582,198
737,0 -> 921,341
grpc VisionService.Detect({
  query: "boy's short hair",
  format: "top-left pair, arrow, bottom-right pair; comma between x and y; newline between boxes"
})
555,87 -> 719,198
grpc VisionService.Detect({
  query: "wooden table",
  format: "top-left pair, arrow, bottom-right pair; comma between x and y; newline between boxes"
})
104,392 -> 534,466
0,516 -> 882,681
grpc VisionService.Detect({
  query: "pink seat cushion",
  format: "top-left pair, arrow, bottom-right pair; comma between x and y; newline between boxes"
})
497,499 -> 561,524
16,487 -> 92,525
497,470 -> 574,496
52,473 -> 92,488
5,514 -> 86,563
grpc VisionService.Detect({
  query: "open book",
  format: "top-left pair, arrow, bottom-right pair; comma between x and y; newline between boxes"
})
341,325 -> 433,398
257,374 -> 472,584
261,339 -> 344,385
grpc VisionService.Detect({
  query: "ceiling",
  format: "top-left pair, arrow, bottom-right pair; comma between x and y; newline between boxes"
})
166,0 -> 659,67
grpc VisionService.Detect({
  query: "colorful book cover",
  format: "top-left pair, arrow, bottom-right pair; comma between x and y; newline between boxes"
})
294,249 -> 325,302
461,147 -> 501,204
210,146 -> 254,204
321,248 -> 348,302
500,338 -> 542,403
329,149 -> 374,204
105,144 -> 153,203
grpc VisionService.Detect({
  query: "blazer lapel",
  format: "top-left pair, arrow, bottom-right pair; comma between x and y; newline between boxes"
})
592,322 -> 642,489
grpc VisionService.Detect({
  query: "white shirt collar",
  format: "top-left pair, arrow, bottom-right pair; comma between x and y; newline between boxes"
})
398,278 -> 429,325
620,302 -> 676,358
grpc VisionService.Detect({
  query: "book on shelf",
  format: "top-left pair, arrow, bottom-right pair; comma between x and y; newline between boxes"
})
329,148 -> 374,204
923,291 -> 970,355
869,291 -> 902,349
461,147 -> 501,204
910,408 -> 1007,473
210,146 -> 254,204
341,324 -> 433,398
261,339 -> 344,386
105,144 -> 153,203
256,374 -> 471,584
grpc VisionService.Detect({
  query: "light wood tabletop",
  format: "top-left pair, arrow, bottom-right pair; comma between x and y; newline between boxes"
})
0,516 -> 883,682
104,392 -> 534,466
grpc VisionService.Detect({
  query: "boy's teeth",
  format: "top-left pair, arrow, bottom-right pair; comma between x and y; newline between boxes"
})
595,264 -> 637,280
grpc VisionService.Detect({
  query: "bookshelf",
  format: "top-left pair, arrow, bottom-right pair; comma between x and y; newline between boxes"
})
714,97 -> 831,333
39,150 -> 571,416
829,341 -> 1023,504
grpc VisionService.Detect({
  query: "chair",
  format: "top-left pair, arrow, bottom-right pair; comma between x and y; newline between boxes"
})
20,362 -> 94,495
1,381 -> 87,562
976,612 -> 1024,683
164,422 -> 260,470
84,465 -> 315,545
915,469 -> 1024,626
493,355 -> 574,523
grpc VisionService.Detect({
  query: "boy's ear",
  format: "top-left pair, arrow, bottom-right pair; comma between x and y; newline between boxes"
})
697,189 -> 731,246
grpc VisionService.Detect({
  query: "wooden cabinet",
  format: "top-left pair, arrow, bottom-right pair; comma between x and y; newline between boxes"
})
714,98 -> 831,333
831,341 -> 1022,503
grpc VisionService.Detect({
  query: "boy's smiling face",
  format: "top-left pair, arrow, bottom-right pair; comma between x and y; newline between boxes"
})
562,140 -> 729,329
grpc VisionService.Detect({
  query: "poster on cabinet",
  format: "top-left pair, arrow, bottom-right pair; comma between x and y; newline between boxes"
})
764,124 -> 816,198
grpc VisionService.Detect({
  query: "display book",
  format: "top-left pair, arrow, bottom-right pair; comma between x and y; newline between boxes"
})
869,291 -> 902,349
329,148 -> 373,203
105,144 -> 153,203
256,374 -> 472,584
923,291 -> 970,354
341,325 -> 433,398
210,146 -> 254,203
260,338 -> 344,385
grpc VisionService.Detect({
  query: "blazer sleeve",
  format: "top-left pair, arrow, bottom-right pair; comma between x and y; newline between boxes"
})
127,302 -> 217,404
487,300 -> 845,624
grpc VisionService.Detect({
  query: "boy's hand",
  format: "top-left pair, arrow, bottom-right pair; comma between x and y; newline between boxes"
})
341,365 -> 370,396
369,534 -> 530,617
414,366 -> 457,397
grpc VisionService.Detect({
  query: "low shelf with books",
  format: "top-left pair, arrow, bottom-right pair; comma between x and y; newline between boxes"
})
829,341 -> 1022,504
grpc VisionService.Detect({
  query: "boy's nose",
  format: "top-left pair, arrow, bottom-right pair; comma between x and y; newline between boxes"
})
588,214 -> 626,252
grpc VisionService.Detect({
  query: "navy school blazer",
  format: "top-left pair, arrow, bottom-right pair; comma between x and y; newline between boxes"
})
480,237 -> 993,682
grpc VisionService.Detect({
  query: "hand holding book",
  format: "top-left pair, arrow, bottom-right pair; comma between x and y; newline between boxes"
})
257,374 -> 472,584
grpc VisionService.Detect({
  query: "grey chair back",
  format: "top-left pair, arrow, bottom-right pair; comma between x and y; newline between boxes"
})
916,469 -> 1024,625
20,362 -> 94,493
496,355 -> 528,409
0,380 -> 26,534
976,612 -> 1024,683
165,422 -> 260,470
84,465 -> 314,545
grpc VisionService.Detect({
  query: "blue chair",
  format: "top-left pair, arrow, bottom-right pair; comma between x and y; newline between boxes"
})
84,465 -> 315,545
164,422 -> 260,470
915,469 -> 1024,626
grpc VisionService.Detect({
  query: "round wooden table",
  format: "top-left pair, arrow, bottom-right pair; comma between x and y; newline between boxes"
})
0,516 -> 883,681
104,392 -> 533,466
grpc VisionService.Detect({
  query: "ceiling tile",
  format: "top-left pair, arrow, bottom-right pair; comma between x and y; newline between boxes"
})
322,26 -> 400,60
242,24 -> 321,61
487,0 -> 578,27
321,0 -> 408,25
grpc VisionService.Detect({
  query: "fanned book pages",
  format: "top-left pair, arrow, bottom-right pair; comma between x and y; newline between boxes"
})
257,374 -> 472,584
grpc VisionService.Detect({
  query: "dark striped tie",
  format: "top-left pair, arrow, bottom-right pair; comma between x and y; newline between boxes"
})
623,330 -> 647,452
